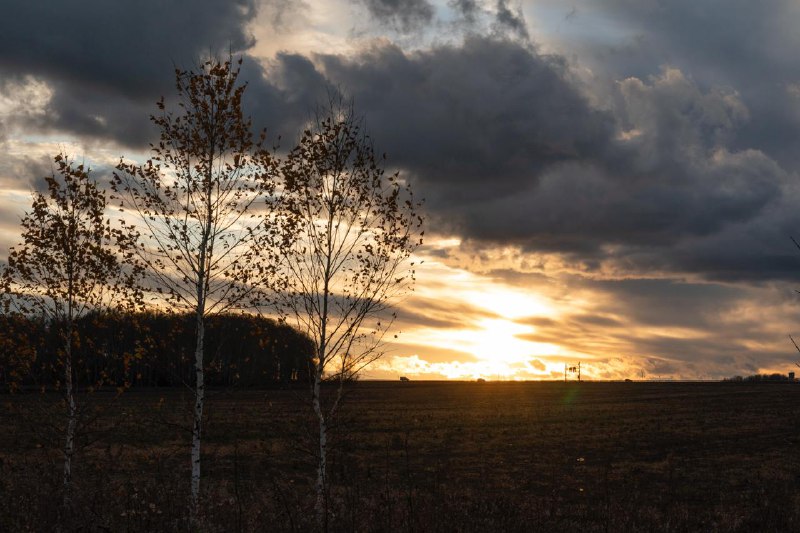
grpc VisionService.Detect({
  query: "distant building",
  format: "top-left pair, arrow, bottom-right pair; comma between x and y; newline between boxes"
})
789,372 -> 795,382
399,376 -> 410,382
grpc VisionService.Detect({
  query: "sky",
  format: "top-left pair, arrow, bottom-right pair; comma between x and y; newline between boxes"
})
2,0 -> 800,380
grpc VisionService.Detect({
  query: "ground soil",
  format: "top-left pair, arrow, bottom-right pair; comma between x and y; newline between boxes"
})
3,381 -> 800,531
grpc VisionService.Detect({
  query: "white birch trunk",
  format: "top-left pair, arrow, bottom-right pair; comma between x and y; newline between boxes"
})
315,262 -> 331,531
63,329 -> 77,507
189,144 -> 214,529
313,213 -> 335,531
313,368 -> 328,531
189,308 -> 205,527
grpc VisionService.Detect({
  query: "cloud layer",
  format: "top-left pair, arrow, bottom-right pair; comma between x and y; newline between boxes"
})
2,0 -> 800,378
0,0 -> 257,146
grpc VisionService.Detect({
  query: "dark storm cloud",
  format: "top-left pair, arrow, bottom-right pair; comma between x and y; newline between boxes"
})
41,82 -> 160,148
237,34 -> 795,282
458,67 -> 781,252
315,36 -> 614,197
357,0 -> 530,39
565,0 -> 800,170
444,0 -> 530,40
2,0 -> 797,284
493,0 -> 530,41
0,0 -> 257,146
450,67 -> 793,281
0,152 -> 55,193
622,209 -> 800,284
590,0 -> 797,87
359,0 -> 436,33
239,54 -> 332,144
448,0 -> 481,24
459,149 -> 780,255
590,278 -> 744,330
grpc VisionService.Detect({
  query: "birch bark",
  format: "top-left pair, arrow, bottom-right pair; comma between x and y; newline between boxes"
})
63,324 -> 77,507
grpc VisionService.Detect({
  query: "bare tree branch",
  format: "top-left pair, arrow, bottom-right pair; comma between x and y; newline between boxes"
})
271,98 -> 424,529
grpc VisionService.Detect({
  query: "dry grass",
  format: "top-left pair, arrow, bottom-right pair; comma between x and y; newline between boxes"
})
3,381 -> 800,531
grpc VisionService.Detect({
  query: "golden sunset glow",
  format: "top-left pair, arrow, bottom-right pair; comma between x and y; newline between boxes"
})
2,0 -> 800,384
401,318 -> 552,374
364,254 -> 575,380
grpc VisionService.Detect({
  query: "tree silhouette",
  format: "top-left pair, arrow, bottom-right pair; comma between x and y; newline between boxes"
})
275,101 -> 423,529
0,311 -> 314,388
0,154 -> 141,507
112,57 -> 283,526
0,313 -> 36,392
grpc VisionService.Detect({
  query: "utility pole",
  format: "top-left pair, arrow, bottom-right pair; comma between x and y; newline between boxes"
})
565,362 -> 582,382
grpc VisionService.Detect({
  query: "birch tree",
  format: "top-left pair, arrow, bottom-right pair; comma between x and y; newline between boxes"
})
112,58 -> 282,526
275,104 -> 423,530
0,154 -> 141,507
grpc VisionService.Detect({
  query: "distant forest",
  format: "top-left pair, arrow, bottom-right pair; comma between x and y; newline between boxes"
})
724,373 -> 796,383
0,312 -> 315,390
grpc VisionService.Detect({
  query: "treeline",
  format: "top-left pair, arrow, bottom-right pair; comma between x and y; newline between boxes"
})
723,373 -> 796,383
0,312 -> 315,390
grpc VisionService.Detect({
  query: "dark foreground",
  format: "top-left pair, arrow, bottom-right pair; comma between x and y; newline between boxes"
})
3,381 -> 800,532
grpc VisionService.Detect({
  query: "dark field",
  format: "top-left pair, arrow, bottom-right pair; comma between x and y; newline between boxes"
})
3,381 -> 800,531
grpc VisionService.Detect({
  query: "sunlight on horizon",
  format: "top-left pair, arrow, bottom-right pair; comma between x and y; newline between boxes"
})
383,254 -> 575,380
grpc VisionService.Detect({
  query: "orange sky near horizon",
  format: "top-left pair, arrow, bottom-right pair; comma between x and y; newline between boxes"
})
3,1 -> 800,381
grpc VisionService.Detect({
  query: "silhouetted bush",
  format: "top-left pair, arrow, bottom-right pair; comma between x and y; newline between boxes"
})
723,373 -> 793,383
0,311 -> 314,390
